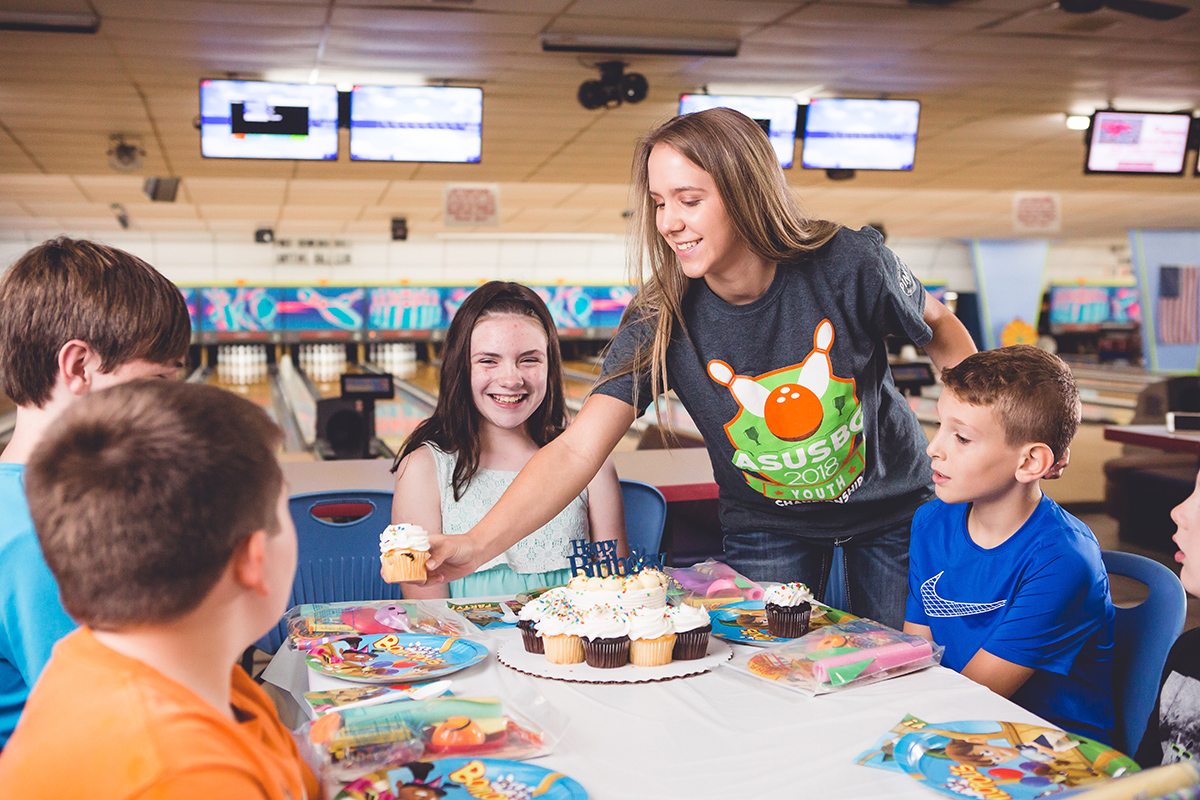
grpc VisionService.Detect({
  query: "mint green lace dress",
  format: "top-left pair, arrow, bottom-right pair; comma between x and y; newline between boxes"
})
424,444 -> 587,598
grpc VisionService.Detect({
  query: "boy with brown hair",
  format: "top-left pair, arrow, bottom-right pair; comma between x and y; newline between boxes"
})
0,237 -> 190,747
0,380 -> 319,799
904,345 -> 1116,743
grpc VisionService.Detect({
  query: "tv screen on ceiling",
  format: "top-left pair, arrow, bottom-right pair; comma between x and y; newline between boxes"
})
199,80 -> 339,160
800,98 -> 920,171
678,94 -> 798,168
1084,110 -> 1191,176
350,85 -> 483,163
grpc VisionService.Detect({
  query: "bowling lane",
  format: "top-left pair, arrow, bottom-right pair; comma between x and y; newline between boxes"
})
562,360 -> 600,408
402,362 -> 441,396
366,362 -> 437,454
205,366 -> 276,418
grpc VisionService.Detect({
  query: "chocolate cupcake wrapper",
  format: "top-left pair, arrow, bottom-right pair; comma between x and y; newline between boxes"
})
582,636 -> 630,668
518,621 -> 545,655
672,626 -> 712,660
765,602 -> 812,639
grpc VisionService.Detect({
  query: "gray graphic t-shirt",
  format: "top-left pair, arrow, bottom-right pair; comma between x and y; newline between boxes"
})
595,226 -> 934,538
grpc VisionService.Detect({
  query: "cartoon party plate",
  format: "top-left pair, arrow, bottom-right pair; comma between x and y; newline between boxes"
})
889,720 -> 1137,799
708,599 -> 858,646
334,758 -> 587,800
305,633 -> 488,684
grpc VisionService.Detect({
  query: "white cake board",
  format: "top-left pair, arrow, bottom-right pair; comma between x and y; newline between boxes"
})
496,636 -> 732,684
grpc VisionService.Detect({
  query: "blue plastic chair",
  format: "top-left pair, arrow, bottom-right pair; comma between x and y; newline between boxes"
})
255,490 -> 401,655
620,479 -> 667,558
1102,550 -> 1187,755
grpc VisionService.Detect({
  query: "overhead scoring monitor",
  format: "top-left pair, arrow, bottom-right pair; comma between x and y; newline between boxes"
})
801,98 -> 920,171
1084,110 -> 1192,176
678,94 -> 799,168
350,85 -> 483,163
199,80 -> 339,160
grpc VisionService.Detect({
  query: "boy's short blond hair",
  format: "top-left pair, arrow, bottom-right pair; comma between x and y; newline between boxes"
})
939,345 -> 1080,461
0,237 -> 191,407
24,380 -> 283,630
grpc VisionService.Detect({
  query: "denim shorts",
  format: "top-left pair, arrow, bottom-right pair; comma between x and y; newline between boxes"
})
722,514 -> 913,630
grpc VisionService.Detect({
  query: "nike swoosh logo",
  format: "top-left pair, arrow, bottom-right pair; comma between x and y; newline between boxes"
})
920,571 -> 1006,618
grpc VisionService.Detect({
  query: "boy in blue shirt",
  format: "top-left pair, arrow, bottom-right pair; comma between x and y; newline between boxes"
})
904,345 -> 1115,744
0,238 -> 189,748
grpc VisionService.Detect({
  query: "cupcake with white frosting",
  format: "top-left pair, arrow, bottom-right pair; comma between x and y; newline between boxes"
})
535,605 -> 586,665
763,582 -> 815,638
628,607 -> 676,667
517,595 -> 550,654
668,604 -> 712,660
379,524 -> 430,582
579,606 -> 631,668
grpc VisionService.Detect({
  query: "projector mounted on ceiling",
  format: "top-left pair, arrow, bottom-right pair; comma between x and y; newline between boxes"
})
578,62 -> 648,110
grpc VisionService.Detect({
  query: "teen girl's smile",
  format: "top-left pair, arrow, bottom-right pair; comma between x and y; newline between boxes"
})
469,314 -> 548,431
647,143 -> 773,302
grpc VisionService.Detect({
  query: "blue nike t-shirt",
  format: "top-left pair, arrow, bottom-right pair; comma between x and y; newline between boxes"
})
906,494 -> 1115,743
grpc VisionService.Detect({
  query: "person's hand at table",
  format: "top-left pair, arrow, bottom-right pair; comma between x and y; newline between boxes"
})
380,532 -> 483,585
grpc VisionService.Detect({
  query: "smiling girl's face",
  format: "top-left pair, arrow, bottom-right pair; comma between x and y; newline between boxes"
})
647,142 -> 753,287
468,312 -> 548,434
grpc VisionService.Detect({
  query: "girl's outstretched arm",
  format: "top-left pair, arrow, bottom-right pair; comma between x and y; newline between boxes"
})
922,292 -> 976,371
421,393 -> 637,584
390,445 -> 450,599
585,455 -> 629,558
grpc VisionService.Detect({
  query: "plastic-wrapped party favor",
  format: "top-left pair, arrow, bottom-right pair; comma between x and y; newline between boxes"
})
725,618 -> 942,695
665,559 -> 765,607
297,676 -> 568,794
285,600 -> 467,650
298,706 -> 424,785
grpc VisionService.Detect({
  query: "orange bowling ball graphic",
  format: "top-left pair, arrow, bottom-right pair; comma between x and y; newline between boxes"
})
764,382 -> 823,441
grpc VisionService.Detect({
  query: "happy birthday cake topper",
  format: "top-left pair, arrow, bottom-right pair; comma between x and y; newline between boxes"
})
567,540 -> 664,578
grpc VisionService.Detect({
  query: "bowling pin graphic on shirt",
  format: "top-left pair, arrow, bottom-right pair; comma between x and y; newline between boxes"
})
707,319 -> 866,503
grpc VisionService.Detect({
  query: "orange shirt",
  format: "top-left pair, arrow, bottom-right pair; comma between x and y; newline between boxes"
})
0,628 -> 322,800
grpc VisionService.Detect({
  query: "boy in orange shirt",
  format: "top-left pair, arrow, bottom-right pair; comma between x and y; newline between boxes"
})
0,380 -> 320,799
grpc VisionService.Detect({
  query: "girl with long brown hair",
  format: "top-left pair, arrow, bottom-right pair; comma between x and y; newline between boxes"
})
389,280 -> 626,598
413,108 -> 977,627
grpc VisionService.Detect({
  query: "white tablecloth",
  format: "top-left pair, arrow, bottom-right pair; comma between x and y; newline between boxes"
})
262,606 -> 1051,800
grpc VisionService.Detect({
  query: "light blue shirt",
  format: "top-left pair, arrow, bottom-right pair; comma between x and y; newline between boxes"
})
0,464 -> 77,748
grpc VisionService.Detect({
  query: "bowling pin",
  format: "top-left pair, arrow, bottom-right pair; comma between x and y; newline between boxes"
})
796,320 -> 834,399
707,360 -> 769,418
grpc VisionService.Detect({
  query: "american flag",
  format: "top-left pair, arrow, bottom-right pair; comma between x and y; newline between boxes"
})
1158,265 -> 1200,345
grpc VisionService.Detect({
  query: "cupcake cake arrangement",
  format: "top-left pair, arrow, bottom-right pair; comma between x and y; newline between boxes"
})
513,572 -> 714,670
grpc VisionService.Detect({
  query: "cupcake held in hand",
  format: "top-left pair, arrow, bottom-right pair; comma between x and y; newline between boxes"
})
379,523 -> 431,582
764,582 -> 815,638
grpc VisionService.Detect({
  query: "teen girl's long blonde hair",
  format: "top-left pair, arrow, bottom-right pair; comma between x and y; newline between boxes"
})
611,107 -> 842,420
